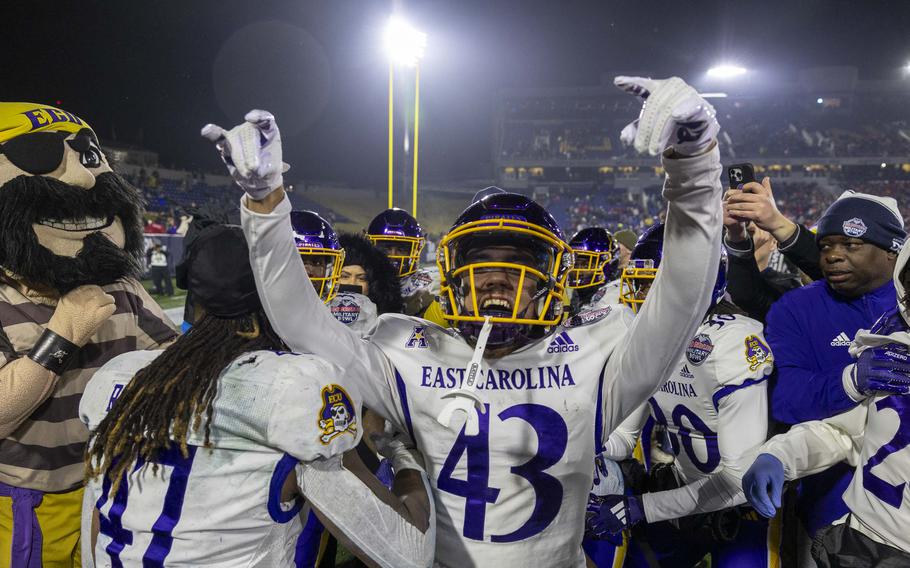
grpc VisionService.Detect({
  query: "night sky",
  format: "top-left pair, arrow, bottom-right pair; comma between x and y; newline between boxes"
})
6,0 -> 909,186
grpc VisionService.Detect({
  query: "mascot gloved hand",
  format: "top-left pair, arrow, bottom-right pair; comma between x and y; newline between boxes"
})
47,285 -> 117,347
0,102 -> 177,568
201,109 -> 288,200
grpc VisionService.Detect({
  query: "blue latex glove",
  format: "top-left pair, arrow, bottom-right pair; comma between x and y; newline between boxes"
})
585,494 -> 644,543
743,453 -> 784,519
852,344 -> 910,397
374,458 -> 394,489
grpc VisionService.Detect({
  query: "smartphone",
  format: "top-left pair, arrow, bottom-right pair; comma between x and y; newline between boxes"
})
337,283 -> 365,295
727,163 -> 755,188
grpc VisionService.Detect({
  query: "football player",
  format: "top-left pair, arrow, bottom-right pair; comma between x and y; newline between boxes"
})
291,210 -> 346,304
742,243 -> 910,566
79,223 -> 434,568
206,74 -> 724,567
366,208 -> 440,319
291,221 -> 404,567
565,227 -> 630,567
567,227 -> 622,315
587,223 -> 780,567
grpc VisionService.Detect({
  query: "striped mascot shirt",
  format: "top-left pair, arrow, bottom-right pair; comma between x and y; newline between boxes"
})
0,277 -> 177,492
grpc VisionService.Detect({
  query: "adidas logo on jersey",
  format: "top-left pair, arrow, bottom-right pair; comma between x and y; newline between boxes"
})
547,331 -> 579,353
830,332 -> 852,347
679,365 -> 694,379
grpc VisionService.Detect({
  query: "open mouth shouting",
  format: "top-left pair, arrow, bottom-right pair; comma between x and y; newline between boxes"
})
479,295 -> 515,316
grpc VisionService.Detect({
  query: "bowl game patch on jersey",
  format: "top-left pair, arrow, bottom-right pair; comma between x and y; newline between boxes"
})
686,333 -> 714,365
330,294 -> 362,325
319,384 -> 358,444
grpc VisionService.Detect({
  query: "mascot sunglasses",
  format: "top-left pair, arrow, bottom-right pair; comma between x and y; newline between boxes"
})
0,128 -> 102,175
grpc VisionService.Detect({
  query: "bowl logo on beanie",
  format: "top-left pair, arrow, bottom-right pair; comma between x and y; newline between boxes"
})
843,217 -> 868,238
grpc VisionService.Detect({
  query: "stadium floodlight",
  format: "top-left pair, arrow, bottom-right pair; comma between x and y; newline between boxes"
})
701,92 -> 728,98
384,16 -> 427,67
817,98 -> 824,104
706,65 -> 747,79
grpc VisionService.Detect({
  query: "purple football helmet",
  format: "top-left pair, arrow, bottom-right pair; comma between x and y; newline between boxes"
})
568,227 -> 620,289
437,192 -> 573,346
366,208 -> 425,277
619,222 -> 727,313
290,210 -> 345,303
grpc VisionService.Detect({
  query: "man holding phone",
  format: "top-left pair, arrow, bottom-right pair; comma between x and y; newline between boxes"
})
723,167 -> 822,315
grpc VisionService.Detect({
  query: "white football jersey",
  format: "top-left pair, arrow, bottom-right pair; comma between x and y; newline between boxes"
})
606,312 -> 772,522
242,147 -> 724,566
80,349 -> 361,567
366,310 -> 630,566
763,325 -> 910,552
328,291 -> 378,336
593,279 -> 622,308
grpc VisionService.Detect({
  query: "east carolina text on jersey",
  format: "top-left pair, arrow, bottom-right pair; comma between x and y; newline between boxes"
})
420,364 -> 576,391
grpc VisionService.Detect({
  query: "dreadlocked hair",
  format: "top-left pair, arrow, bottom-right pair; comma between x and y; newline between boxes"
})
85,309 -> 286,496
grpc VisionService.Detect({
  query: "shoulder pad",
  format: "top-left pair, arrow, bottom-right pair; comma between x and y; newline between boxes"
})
80,350 -> 163,430
218,351 -> 363,460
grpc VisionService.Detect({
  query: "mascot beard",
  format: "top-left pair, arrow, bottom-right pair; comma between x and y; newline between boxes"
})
0,171 -> 145,293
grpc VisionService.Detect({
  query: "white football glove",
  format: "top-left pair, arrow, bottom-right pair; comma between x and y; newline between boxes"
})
370,422 -> 426,474
591,454 -> 625,498
201,109 -> 288,200
614,76 -> 719,157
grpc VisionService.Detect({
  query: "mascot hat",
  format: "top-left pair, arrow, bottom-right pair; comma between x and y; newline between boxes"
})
0,102 -> 96,144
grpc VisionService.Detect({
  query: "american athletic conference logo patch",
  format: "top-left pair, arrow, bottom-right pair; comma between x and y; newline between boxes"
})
405,326 -> 429,348
842,217 -> 867,237
686,333 -> 714,365
331,294 -> 361,325
318,384 -> 358,444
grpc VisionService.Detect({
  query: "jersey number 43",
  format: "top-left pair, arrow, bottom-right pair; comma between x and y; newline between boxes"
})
437,403 -> 568,542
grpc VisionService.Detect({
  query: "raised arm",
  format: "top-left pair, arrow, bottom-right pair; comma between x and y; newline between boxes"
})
202,110 -> 398,422
602,80 -> 723,433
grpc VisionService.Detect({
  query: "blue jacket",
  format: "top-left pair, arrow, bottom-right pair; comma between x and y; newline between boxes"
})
766,278 -> 896,533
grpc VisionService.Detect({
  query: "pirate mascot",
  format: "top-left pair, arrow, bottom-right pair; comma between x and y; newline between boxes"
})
0,103 -> 177,567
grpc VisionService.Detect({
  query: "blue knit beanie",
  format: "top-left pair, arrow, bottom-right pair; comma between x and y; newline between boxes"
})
816,191 -> 906,253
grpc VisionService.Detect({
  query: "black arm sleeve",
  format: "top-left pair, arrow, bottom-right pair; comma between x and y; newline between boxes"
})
725,241 -> 782,322
778,224 -> 822,280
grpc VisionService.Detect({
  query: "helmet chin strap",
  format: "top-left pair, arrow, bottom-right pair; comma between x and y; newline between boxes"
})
437,316 -> 494,436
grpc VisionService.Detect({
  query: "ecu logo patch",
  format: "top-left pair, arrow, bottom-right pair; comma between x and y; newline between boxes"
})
744,335 -> 773,372
318,384 -> 358,444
